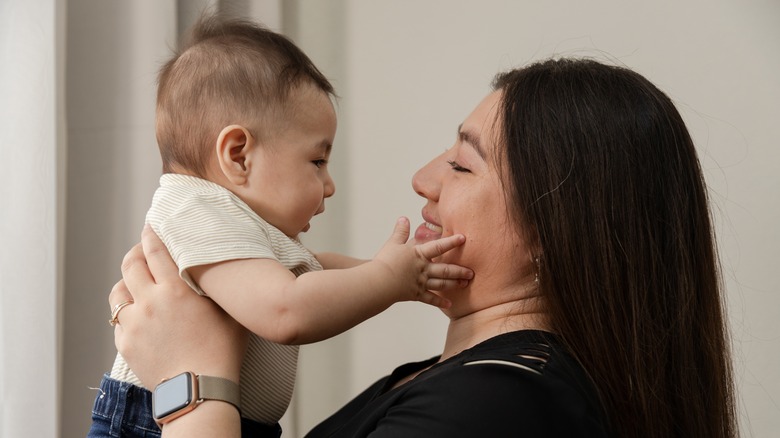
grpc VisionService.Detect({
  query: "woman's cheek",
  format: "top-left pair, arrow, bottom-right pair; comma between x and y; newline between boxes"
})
437,238 -> 467,266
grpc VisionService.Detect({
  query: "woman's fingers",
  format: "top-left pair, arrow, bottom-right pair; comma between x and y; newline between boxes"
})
110,279 -> 135,356
141,224 -> 178,284
109,279 -> 133,310
121,242 -> 154,294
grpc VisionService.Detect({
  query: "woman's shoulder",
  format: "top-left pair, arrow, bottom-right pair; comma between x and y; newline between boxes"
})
402,330 -> 610,436
306,330 -> 611,438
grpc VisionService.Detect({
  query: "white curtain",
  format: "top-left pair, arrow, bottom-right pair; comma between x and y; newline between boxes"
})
0,0 -> 66,436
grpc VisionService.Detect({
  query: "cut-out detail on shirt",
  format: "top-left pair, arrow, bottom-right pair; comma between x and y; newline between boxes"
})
463,341 -> 551,375
463,359 -> 543,375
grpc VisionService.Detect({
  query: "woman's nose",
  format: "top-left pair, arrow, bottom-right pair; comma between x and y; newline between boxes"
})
412,153 -> 442,201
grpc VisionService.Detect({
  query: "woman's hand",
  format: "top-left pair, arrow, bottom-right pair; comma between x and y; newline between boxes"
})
110,225 -> 248,388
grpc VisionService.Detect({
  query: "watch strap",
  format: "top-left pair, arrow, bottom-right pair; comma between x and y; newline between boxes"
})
197,375 -> 241,412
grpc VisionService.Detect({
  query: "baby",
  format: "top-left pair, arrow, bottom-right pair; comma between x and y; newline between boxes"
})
88,15 -> 471,437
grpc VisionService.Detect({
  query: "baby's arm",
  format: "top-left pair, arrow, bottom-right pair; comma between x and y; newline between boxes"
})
189,217 -> 471,345
315,252 -> 366,270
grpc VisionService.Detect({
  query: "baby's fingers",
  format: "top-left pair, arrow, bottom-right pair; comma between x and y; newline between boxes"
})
425,277 -> 471,292
416,290 -> 452,309
416,234 -> 467,259
387,217 -> 411,245
427,262 -> 473,282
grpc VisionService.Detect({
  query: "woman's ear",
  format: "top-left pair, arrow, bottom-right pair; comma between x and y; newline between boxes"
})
215,125 -> 254,185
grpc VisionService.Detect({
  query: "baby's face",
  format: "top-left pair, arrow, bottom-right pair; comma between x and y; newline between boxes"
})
242,86 -> 337,238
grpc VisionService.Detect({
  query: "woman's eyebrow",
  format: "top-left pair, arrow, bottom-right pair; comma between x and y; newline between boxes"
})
457,123 -> 486,160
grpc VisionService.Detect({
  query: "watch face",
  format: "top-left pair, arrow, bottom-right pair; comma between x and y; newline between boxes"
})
153,372 -> 194,420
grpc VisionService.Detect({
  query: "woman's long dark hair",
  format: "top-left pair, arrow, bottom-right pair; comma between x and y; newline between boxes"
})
493,58 -> 737,437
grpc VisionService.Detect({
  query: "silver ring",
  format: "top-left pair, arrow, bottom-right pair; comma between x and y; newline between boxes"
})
109,300 -> 134,326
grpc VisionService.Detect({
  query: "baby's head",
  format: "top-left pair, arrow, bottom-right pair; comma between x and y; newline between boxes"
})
156,15 -> 337,237
156,14 -> 334,176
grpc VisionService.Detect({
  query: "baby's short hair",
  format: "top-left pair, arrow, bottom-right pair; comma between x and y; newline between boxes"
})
156,15 -> 334,176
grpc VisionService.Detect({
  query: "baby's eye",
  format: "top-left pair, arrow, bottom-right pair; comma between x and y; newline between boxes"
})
312,159 -> 328,168
447,160 -> 470,173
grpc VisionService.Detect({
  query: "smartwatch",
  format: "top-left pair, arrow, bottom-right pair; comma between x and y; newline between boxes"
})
152,372 -> 241,425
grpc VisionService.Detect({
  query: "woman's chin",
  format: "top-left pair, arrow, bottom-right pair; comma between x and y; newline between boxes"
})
435,286 -> 470,318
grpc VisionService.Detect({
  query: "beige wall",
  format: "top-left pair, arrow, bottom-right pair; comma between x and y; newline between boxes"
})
56,1 -> 779,436
295,1 -> 780,436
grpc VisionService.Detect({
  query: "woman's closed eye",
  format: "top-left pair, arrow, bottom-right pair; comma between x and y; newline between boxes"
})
447,160 -> 471,173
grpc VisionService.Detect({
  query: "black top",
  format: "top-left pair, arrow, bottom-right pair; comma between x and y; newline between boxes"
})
306,330 -> 610,437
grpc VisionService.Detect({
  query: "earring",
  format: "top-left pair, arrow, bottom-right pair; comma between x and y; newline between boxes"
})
533,255 -> 540,284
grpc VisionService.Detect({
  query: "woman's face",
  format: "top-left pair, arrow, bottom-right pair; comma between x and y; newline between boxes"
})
412,91 -> 533,314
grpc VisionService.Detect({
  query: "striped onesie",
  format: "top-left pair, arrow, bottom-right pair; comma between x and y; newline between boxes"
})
110,173 -> 321,425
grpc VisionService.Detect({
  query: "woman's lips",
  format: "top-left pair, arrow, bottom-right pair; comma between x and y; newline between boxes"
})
414,221 -> 443,242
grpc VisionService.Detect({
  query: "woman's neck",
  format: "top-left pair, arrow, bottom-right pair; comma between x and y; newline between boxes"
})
439,294 -> 549,362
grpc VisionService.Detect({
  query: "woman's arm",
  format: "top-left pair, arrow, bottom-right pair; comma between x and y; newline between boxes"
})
160,402 -> 241,438
111,225 -> 244,437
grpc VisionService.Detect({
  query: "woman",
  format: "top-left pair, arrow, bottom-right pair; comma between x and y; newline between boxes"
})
112,58 -> 738,437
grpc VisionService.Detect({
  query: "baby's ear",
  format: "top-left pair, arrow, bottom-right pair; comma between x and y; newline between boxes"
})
215,125 -> 253,185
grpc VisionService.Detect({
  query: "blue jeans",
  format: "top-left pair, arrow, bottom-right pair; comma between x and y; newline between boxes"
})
88,374 -> 282,438
87,374 -> 160,437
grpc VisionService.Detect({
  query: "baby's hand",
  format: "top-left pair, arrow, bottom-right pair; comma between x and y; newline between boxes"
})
374,217 -> 473,308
